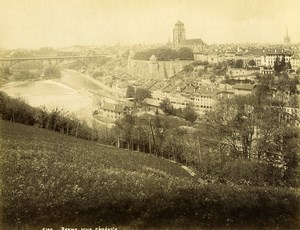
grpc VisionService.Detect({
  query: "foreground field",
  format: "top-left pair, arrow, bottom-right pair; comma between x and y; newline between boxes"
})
0,120 -> 299,229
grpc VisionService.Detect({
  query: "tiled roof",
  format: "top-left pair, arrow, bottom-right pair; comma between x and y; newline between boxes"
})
232,83 -> 255,91
102,102 -> 128,113
182,86 -> 195,93
143,98 -> 161,107
162,85 -> 177,93
193,86 -> 220,97
183,39 -> 204,45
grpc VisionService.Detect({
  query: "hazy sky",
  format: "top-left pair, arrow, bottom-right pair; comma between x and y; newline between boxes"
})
0,0 -> 299,49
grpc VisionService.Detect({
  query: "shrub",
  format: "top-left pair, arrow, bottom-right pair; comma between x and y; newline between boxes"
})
222,159 -> 283,186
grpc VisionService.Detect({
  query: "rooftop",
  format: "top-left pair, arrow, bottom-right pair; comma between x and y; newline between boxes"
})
102,102 -> 130,113
175,20 -> 184,26
232,83 -> 256,91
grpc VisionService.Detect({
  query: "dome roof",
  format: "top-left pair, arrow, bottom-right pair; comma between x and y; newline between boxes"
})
175,20 -> 184,25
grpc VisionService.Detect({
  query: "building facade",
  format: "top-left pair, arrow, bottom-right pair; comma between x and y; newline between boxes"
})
172,21 -> 205,51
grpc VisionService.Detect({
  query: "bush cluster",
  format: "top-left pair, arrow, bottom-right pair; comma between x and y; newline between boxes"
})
0,91 -> 94,140
134,47 -> 193,61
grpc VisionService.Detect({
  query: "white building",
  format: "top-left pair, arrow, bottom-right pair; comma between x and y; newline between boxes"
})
290,53 -> 300,70
190,87 -> 220,114
260,49 -> 292,68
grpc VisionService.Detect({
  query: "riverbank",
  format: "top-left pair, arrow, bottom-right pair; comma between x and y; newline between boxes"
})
0,69 -> 117,124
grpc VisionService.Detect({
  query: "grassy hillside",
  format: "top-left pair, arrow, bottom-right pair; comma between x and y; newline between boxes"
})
1,120 -> 299,229
0,120 -> 192,227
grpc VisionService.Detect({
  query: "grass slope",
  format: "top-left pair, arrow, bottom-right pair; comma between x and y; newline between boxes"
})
1,120 -> 299,229
0,120 -> 192,227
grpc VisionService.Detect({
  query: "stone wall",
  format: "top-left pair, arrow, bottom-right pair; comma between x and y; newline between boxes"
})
127,58 -> 193,79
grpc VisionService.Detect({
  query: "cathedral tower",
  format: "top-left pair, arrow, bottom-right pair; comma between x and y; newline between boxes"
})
173,21 -> 186,47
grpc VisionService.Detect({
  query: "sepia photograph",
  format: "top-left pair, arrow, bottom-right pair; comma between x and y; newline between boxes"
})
0,0 -> 299,229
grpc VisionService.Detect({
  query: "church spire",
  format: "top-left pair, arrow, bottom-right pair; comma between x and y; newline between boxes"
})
284,27 -> 291,45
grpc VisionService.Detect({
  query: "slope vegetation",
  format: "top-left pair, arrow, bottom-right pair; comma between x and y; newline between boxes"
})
1,120 -> 299,229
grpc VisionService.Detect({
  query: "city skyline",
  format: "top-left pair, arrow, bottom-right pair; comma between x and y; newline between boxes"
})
0,0 -> 300,49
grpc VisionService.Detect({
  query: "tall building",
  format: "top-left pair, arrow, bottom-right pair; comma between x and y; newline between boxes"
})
172,20 -> 205,51
284,28 -> 291,45
173,21 -> 186,47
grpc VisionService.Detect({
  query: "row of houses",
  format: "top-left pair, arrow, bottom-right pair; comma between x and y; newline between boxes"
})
96,80 -> 299,126
149,80 -> 255,115
95,80 -> 256,122
194,48 -> 300,70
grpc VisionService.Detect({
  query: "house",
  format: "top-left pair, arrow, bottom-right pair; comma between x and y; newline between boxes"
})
190,87 -> 220,115
260,67 -> 274,75
194,52 -> 220,63
99,102 -> 132,121
181,85 -> 195,96
291,53 -> 300,70
227,67 -> 258,77
232,83 -> 256,95
260,49 -> 292,68
217,90 -> 235,99
143,98 -> 161,108
284,107 -> 300,127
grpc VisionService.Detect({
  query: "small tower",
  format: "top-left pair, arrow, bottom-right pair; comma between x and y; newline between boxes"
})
284,28 -> 291,45
173,20 -> 186,48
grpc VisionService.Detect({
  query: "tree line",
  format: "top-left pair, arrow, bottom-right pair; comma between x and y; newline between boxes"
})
0,92 -> 104,141
133,47 -> 194,61
0,65 -> 61,83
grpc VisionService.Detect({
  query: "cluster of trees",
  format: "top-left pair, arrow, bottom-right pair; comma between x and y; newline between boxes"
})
248,59 -> 256,67
0,65 -> 61,83
134,47 -> 193,61
159,98 -> 198,123
207,74 -> 299,186
126,86 -> 152,105
227,59 -> 244,68
0,92 -> 100,141
44,66 -> 61,79
222,77 -> 255,85
227,59 -> 258,69
274,55 -> 292,75
0,67 -> 11,78
112,113 -> 189,155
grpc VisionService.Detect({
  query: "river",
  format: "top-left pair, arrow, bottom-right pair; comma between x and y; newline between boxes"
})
0,69 -> 117,125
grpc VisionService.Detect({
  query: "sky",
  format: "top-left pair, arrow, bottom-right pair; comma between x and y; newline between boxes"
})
0,0 -> 299,49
